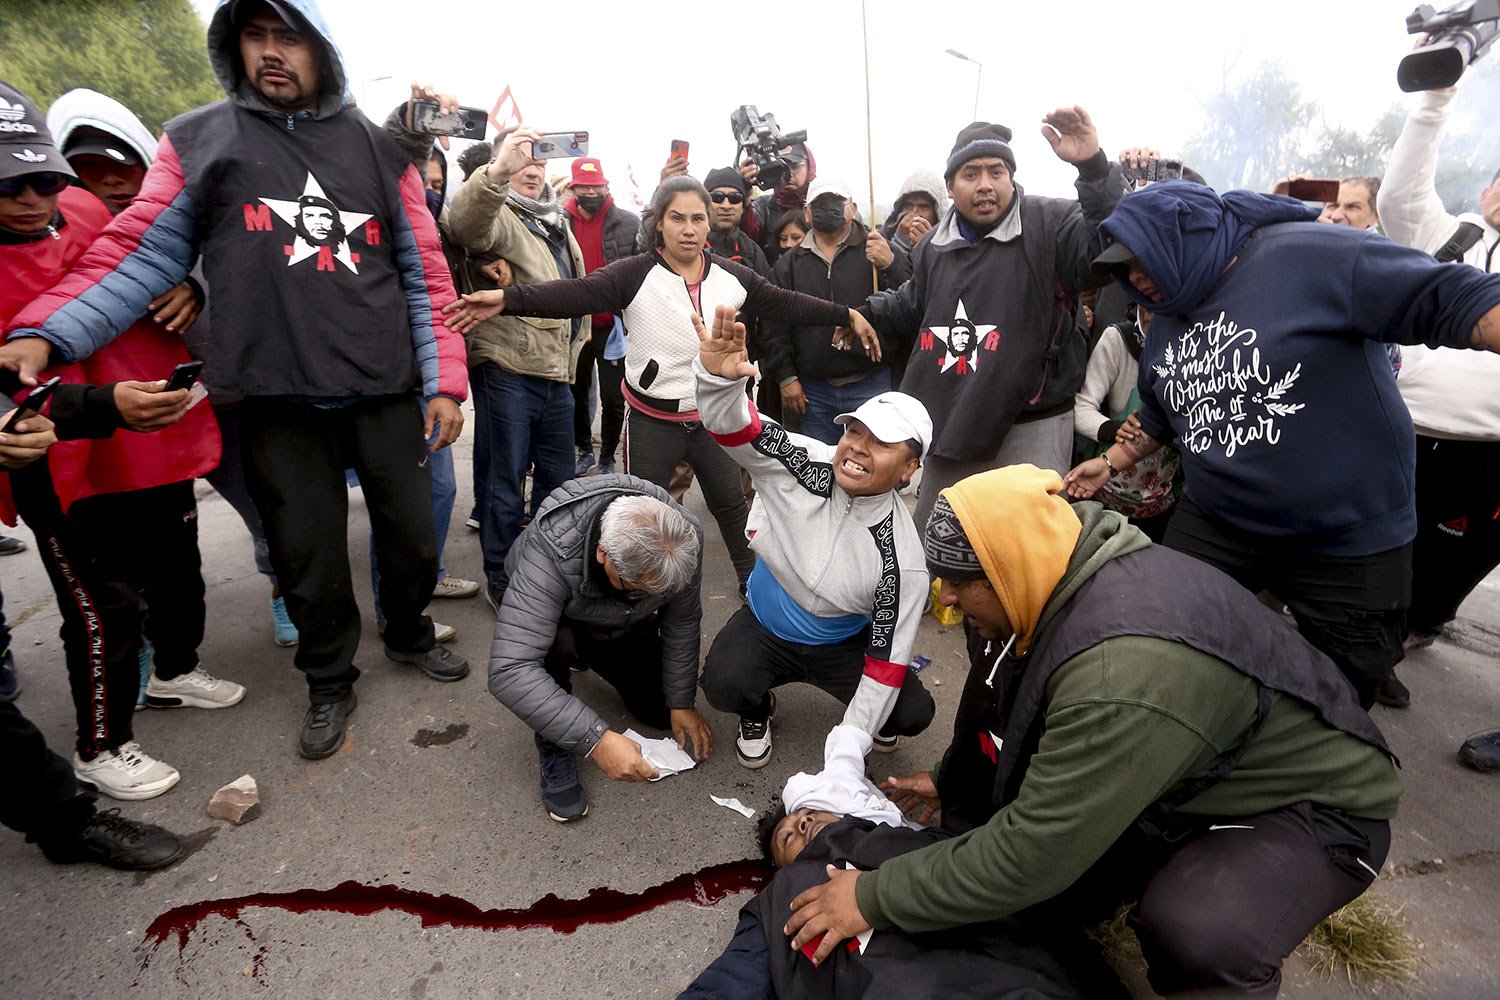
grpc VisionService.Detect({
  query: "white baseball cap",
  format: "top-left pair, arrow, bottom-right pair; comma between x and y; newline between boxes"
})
805,177 -> 855,205
834,392 -> 933,460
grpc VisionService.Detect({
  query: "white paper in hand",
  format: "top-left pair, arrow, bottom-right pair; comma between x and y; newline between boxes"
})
622,729 -> 697,781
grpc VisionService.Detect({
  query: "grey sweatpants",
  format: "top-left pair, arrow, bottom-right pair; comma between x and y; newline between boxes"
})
912,410 -> 1073,532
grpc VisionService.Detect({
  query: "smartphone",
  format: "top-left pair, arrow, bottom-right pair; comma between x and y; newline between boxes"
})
1287,178 -> 1341,202
533,131 -> 589,159
3,376 -> 62,433
669,139 -> 689,162
410,100 -> 489,140
164,360 -> 205,392
1120,156 -> 1184,188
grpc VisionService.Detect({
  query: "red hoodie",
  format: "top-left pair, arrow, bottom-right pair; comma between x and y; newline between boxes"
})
0,188 -> 220,525
564,194 -> 616,333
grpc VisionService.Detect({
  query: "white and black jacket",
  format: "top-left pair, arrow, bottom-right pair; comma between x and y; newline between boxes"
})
503,249 -> 850,414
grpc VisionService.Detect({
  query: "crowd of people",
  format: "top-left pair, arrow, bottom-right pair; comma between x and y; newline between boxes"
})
2,0 -> 1500,995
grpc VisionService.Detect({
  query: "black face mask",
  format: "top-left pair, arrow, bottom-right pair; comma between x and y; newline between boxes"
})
809,200 -> 847,234
575,193 -> 607,214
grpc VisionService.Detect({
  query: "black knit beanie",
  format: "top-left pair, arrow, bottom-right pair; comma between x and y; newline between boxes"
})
924,494 -> 988,581
944,122 -> 1017,180
703,166 -> 747,197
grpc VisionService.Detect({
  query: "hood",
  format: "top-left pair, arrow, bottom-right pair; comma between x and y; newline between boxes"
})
206,0 -> 350,120
940,465 -> 1082,655
893,169 -> 949,217
44,89 -> 158,167
1030,501 -> 1151,641
1099,180 -> 1317,318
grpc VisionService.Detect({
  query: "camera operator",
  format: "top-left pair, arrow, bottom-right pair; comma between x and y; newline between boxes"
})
1377,55 -> 1500,735
738,142 -> 815,262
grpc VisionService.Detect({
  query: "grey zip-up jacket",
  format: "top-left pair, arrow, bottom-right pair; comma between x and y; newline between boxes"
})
488,475 -> 704,755
695,362 -> 928,675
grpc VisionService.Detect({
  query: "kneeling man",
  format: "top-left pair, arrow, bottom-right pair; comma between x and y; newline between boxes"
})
787,465 -> 1401,997
488,475 -> 711,822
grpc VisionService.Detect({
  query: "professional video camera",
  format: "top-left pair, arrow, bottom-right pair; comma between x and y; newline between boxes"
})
1398,0 -> 1499,91
730,105 -> 808,190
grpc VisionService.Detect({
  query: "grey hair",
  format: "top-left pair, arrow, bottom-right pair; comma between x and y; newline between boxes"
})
599,496 -> 699,595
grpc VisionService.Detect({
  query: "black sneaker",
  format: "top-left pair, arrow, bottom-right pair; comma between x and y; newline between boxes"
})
872,733 -> 900,753
0,534 -> 26,556
1374,675 -> 1411,709
1459,729 -> 1500,772
38,808 -> 183,870
484,577 -> 508,618
299,693 -> 357,759
385,645 -> 469,682
539,746 -> 588,822
1403,627 -> 1442,651
735,692 -> 776,769
0,649 -> 18,702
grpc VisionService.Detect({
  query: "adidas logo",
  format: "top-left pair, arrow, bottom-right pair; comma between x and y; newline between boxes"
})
11,149 -> 48,163
0,99 -> 37,134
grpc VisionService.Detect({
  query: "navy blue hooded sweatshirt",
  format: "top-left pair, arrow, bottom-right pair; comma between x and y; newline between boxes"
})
1101,182 -> 1500,555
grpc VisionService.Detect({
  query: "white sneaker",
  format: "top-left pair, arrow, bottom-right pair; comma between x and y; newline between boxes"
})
433,620 -> 457,643
73,742 -> 180,801
432,576 -> 481,599
146,666 -> 246,709
735,692 -> 776,769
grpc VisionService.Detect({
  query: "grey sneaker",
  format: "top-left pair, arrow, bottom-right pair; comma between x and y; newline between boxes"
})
574,451 -> 597,477
300,693 -> 356,760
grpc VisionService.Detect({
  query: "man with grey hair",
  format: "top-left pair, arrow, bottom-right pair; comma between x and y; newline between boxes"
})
488,474 -> 711,822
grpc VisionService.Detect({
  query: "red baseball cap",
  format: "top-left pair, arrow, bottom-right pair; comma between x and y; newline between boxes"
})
570,158 -> 609,187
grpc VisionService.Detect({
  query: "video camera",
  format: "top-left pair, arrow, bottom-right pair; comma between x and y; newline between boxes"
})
1398,0 -> 1499,91
730,105 -> 808,191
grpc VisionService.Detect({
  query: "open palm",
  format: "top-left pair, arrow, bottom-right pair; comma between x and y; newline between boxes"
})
693,305 -> 758,381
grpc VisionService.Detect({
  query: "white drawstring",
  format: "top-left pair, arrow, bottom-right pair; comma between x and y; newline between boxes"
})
985,634 -> 1017,688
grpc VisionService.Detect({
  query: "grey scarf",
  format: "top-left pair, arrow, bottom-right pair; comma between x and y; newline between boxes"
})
508,183 -> 568,241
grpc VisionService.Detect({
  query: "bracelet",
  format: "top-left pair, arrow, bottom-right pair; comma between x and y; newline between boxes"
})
1100,451 -> 1118,476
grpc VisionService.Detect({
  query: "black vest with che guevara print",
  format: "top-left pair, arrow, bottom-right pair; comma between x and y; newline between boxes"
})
165,100 -> 421,398
936,540 -> 1392,834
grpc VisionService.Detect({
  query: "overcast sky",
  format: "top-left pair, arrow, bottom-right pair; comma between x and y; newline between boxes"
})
192,0 -> 1482,212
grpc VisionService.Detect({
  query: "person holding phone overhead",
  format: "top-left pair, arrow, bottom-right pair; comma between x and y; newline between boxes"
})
0,80 -> 228,801
445,172 -> 885,596
446,126 -> 589,609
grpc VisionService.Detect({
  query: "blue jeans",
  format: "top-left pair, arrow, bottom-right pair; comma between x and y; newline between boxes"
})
366,397 -> 456,625
799,369 -> 893,446
476,363 -> 573,586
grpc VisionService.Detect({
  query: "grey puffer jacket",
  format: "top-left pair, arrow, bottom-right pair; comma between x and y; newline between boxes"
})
489,474 -> 705,755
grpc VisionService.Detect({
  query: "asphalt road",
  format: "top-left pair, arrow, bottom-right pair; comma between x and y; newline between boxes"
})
1,419 -> 1496,999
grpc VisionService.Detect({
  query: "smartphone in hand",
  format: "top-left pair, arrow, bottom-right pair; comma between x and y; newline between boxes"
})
3,376 -> 62,432
164,361 -> 204,392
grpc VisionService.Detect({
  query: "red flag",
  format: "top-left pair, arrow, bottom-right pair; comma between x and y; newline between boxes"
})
488,86 -> 523,131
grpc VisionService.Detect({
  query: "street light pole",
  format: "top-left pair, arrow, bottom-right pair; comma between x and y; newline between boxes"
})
944,48 -> 982,121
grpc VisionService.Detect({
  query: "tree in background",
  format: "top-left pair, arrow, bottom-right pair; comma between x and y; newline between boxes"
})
0,0 -> 218,136
1182,56 -> 1500,217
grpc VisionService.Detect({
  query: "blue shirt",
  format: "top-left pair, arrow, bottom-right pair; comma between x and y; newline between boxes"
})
746,559 -> 869,645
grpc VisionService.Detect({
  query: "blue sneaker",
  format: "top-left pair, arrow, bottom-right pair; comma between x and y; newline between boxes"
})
574,450 -> 596,477
0,649 -> 19,702
539,745 -> 588,822
270,597 -> 299,647
135,641 -> 152,710
597,458 -> 616,476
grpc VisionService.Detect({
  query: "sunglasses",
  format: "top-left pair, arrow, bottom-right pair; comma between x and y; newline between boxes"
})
709,191 -> 744,205
0,172 -> 72,199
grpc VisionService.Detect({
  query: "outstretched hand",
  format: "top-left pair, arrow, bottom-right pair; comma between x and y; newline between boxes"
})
831,310 -> 881,362
1063,457 -> 1111,499
1041,106 -> 1100,165
693,305 -> 758,381
441,289 -> 506,335
879,771 -> 940,826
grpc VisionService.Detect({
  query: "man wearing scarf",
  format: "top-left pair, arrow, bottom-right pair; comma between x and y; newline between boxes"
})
1067,181 -> 1500,710
449,128 -> 588,605
785,466 -> 1403,998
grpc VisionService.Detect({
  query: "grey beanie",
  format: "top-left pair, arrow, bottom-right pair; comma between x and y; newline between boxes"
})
944,122 -> 1016,180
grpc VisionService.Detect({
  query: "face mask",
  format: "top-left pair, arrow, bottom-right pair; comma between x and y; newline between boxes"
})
575,193 -> 607,213
809,200 -> 846,234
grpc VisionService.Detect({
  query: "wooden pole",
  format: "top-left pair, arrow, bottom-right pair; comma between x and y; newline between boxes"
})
862,0 -> 879,294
